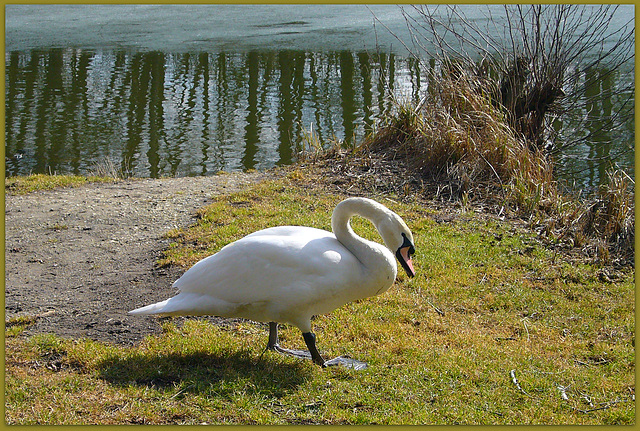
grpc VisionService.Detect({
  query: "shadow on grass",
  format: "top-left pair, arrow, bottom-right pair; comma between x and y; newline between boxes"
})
97,347 -> 314,398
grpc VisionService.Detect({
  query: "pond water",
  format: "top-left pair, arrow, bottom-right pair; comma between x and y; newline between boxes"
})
5,4 -> 635,189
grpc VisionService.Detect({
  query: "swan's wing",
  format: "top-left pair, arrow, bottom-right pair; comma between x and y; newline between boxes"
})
172,226 -> 362,304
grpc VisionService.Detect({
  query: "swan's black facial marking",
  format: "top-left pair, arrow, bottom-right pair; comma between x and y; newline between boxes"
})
400,232 -> 415,256
396,232 -> 416,277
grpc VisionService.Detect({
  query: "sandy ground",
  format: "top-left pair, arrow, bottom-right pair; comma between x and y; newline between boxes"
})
4,172 -> 275,345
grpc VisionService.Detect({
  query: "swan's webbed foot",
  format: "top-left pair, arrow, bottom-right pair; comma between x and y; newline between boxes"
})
266,322 -> 367,369
271,344 -> 312,360
322,355 -> 368,370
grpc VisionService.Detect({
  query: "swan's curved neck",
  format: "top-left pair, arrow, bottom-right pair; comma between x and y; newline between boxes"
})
332,199 -> 385,244
331,197 -> 398,295
331,198 -> 392,263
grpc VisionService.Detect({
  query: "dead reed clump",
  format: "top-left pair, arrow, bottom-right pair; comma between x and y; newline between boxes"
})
556,170 -> 635,264
597,170 -> 635,255
89,157 -> 133,179
362,70 -> 559,214
346,70 -> 633,266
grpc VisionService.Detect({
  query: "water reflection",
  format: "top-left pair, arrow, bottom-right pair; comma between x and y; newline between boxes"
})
553,64 -> 635,189
5,48 -> 414,178
5,47 -> 634,188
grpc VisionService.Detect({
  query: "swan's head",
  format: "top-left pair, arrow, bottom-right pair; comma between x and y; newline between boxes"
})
378,211 -> 416,278
333,197 -> 416,278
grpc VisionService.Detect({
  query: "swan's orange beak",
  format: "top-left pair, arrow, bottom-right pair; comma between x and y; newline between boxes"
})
398,246 -> 415,278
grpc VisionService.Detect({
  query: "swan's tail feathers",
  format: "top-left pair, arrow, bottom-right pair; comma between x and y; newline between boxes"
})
128,293 -> 229,316
128,299 -> 171,315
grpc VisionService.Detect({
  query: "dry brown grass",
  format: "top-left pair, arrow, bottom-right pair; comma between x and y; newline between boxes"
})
362,71 -> 557,212
553,170 -> 635,264
314,69 -> 633,266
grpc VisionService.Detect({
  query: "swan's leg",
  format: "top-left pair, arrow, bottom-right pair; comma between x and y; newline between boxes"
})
267,322 -> 312,360
267,322 -> 279,349
259,322 -> 280,361
302,331 -> 326,366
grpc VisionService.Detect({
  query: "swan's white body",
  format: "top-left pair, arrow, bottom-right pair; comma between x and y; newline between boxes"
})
130,197 -> 415,367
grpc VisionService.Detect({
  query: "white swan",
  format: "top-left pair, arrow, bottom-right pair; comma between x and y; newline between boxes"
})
129,197 -> 415,369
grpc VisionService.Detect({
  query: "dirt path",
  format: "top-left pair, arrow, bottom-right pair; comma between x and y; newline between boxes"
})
5,172 -> 275,345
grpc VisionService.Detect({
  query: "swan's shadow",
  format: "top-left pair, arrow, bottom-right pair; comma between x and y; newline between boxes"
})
97,348 -> 313,397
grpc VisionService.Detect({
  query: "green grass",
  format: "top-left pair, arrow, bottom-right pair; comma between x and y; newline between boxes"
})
5,315 -> 39,338
5,175 -> 634,424
5,173 -> 119,195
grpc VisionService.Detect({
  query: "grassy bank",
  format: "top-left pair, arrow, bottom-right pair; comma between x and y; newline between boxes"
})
5,174 -> 634,425
4,173 -> 119,195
